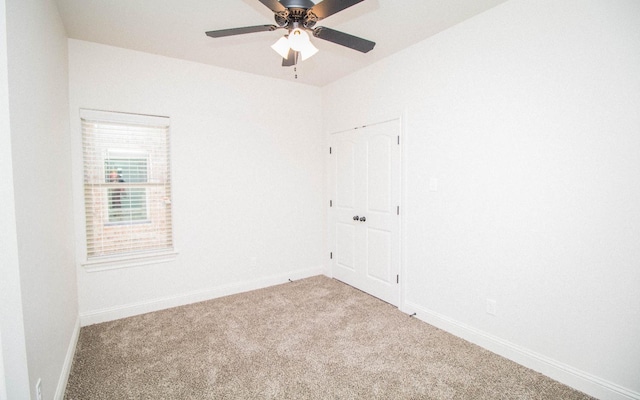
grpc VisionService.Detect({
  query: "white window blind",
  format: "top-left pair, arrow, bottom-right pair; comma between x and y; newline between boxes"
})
81,110 -> 173,261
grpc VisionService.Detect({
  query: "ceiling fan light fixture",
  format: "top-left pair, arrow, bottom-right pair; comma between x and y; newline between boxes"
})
271,31 -> 318,62
288,28 -> 310,52
299,40 -> 318,61
271,36 -> 291,59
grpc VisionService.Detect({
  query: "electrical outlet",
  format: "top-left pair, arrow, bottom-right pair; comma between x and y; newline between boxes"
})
35,378 -> 42,400
486,299 -> 497,316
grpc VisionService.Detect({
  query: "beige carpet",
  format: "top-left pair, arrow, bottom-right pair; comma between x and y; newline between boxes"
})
64,275 -> 593,399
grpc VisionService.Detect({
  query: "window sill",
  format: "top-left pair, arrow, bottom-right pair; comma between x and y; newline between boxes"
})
81,250 -> 178,272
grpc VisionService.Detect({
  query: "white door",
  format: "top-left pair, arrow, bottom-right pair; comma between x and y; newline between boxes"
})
330,119 -> 401,306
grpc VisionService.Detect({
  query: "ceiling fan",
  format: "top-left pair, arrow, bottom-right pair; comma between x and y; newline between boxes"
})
205,0 -> 375,67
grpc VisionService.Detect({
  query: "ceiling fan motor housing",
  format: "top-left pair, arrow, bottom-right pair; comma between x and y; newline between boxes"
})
274,0 -> 318,29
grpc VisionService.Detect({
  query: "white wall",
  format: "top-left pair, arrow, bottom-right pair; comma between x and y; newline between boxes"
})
0,331 -> 5,400
4,0 -> 78,398
69,40 -> 325,323
323,0 -> 640,399
0,1 -> 30,398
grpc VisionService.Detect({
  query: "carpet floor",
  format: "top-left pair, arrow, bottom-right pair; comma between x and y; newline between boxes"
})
64,275 -> 594,399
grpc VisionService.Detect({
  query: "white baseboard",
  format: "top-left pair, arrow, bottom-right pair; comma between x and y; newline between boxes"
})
54,316 -> 80,400
80,266 -> 328,326
404,301 -> 639,400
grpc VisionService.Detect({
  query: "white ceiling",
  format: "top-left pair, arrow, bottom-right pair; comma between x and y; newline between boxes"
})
55,0 -> 508,87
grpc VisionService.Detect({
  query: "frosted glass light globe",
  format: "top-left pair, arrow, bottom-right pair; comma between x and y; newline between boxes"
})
288,28 -> 310,51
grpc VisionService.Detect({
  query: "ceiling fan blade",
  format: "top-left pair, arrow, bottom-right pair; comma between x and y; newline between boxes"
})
308,0 -> 364,20
258,0 -> 287,13
282,49 -> 298,67
206,25 -> 278,38
313,26 -> 375,53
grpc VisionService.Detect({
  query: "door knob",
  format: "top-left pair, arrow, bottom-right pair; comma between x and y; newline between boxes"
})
359,216 -> 366,222
353,215 -> 359,221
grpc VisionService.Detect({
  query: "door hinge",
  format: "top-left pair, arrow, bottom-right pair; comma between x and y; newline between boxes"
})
330,252 -> 333,259
329,146 -> 332,154
397,205 -> 400,215
397,135 -> 400,145
397,274 -> 399,284
330,200 -> 333,207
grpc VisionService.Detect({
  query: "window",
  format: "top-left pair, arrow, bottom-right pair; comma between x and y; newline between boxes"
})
81,110 -> 174,265
104,151 -> 149,223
